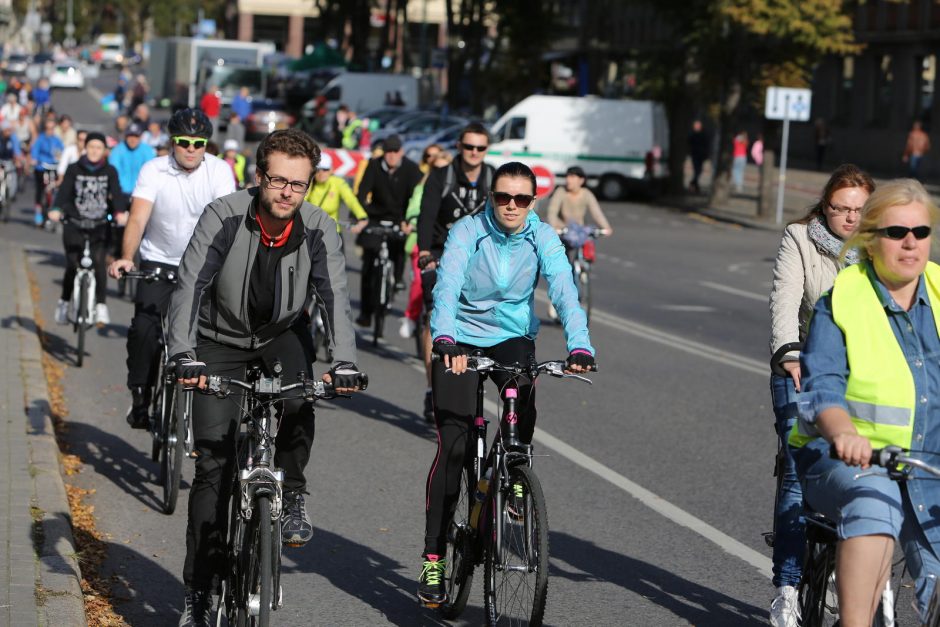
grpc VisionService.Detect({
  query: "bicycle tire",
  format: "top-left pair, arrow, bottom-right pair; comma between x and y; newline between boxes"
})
75,275 -> 88,367
149,358 -> 166,462
236,495 -> 273,626
440,465 -> 475,619
160,383 -> 183,515
484,465 -> 549,626
798,539 -> 838,627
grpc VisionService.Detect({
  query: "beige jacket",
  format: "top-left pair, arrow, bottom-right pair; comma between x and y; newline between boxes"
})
769,222 -> 843,360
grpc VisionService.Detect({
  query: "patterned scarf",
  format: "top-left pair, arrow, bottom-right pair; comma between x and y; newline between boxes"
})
807,215 -> 859,265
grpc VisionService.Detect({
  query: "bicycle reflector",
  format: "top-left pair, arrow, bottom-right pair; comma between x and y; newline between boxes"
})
582,240 -> 596,262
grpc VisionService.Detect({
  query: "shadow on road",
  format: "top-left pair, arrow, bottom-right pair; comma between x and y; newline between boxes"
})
64,420 -> 177,514
550,531 -> 766,625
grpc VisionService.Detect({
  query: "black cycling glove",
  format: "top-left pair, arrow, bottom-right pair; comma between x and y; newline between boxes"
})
329,362 -> 365,390
170,353 -> 208,380
566,349 -> 596,371
432,337 -> 469,360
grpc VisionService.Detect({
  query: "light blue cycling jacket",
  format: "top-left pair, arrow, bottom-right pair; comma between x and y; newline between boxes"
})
431,205 -> 594,354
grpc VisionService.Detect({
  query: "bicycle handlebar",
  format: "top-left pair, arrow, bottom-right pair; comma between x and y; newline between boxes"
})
201,374 -> 365,400
60,215 -> 111,230
829,443 -> 940,479
120,268 -> 178,283
432,352 -> 594,382
362,221 -> 405,238
556,226 -> 610,238
770,342 -> 803,378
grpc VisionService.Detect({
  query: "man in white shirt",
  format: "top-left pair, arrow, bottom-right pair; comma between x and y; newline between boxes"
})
108,108 -> 236,428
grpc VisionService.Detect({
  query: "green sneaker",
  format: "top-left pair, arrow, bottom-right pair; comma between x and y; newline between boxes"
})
417,555 -> 447,606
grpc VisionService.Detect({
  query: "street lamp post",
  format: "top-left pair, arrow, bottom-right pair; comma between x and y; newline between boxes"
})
65,0 -> 75,48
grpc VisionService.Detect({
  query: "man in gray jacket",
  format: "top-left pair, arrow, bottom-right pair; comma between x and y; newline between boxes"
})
167,129 -> 366,627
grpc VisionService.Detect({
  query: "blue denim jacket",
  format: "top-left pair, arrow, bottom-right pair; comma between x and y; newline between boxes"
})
797,261 -> 940,546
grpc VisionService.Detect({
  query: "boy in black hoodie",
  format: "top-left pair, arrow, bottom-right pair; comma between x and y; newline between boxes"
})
49,132 -> 127,326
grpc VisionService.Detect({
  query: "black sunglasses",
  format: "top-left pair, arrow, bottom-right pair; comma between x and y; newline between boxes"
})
872,225 -> 932,240
172,136 -> 208,149
492,191 -> 535,209
461,142 -> 488,153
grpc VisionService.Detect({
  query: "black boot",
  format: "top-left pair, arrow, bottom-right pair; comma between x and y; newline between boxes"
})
126,386 -> 151,429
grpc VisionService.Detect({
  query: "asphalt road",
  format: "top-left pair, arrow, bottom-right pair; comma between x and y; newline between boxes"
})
2,73 -> 903,626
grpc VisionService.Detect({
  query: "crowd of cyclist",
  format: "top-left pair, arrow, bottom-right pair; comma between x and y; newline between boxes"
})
12,84 -> 607,625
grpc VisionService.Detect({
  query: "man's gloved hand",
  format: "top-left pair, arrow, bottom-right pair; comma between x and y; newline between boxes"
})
328,361 -> 365,390
170,353 -> 208,382
566,349 -> 596,373
431,338 -> 469,359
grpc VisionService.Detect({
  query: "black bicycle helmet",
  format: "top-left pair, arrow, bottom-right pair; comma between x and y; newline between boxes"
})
167,107 -> 213,139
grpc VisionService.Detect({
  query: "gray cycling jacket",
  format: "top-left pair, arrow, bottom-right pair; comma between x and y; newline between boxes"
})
167,188 -> 357,367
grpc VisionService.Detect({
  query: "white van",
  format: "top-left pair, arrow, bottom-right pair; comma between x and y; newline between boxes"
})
317,72 -> 422,113
486,95 -> 669,199
96,34 -> 127,68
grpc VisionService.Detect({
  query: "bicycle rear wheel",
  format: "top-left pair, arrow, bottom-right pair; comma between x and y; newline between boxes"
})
160,383 -> 184,515
149,358 -> 166,462
236,495 -> 274,627
75,276 -> 89,367
440,465 -> 475,619
798,539 -> 838,627
484,465 -> 549,626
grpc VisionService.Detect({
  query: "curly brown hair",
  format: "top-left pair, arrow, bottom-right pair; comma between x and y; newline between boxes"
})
256,129 -> 321,175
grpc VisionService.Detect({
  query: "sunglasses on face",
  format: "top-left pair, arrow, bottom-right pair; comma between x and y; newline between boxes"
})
872,225 -> 932,240
172,136 -> 207,149
492,191 -> 535,209
461,142 -> 488,153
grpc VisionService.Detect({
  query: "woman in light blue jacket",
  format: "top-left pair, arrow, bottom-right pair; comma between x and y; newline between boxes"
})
417,161 -> 596,606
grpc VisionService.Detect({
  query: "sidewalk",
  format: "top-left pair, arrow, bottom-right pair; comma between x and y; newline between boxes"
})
667,162 -> 940,231
1,241 -> 86,626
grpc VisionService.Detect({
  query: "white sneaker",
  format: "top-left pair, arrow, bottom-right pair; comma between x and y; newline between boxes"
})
769,585 -> 800,627
54,299 -> 68,325
399,316 -> 416,338
95,303 -> 110,326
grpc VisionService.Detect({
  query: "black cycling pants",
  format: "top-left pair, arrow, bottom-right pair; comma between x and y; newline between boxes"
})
61,224 -> 109,304
125,260 -> 177,389
183,325 -> 317,589
423,336 -> 536,556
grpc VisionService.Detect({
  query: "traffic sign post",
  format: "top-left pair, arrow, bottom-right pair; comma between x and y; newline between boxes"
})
532,165 -> 555,197
765,87 -> 812,225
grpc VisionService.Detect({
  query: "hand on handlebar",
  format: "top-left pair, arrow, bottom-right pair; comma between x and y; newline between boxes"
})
782,361 -> 802,391
433,339 -> 469,374
324,362 -> 367,393
417,252 -> 437,272
47,209 -> 62,223
350,219 -> 368,235
108,258 -> 135,279
565,349 -> 596,374
172,354 -> 208,390
831,432 -> 873,469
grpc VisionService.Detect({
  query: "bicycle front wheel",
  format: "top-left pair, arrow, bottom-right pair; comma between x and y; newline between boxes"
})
440,465 -> 475,619
236,495 -> 274,627
484,465 -> 549,626
160,383 -> 184,515
798,539 -> 838,627
149,358 -> 166,462
75,276 -> 89,367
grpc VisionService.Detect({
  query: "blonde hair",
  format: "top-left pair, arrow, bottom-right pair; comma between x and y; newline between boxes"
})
841,178 -> 940,261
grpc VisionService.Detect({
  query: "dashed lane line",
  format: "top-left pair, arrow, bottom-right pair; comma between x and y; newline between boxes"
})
699,280 -> 768,303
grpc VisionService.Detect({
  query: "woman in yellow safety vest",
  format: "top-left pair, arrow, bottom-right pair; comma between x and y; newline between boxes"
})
791,178 -> 940,626
304,152 -> 369,237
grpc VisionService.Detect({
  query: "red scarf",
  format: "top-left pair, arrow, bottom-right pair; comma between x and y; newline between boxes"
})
255,211 -> 293,248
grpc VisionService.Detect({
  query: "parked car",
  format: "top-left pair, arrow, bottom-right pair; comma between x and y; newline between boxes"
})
4,54 -> 30,75
403,124 -> 464,163
49,62 -> 85,89
245,99 -> 295,139
372,112 -> 468,144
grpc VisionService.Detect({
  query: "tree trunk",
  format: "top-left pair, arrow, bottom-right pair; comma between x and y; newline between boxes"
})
708,77 -> 742,209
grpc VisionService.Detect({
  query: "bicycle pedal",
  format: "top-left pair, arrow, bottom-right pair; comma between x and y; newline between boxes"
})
284,542 -> 304,548
420,601 -> 441,609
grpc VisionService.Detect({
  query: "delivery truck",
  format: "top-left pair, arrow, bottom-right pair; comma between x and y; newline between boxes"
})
148,38 -> 275,113
486,95 -> 669,199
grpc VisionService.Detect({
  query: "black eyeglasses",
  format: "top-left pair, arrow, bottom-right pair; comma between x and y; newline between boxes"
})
172,136 -> 208,149
260,170 -> 310,194
461,142 -> 488,153
872,225 -> 932,240
492,191 -> 535,209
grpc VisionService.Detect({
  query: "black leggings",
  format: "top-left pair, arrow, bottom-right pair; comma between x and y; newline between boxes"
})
61,224 -> 109,303
182,326 -> 317,589
125,260 -> 177,389
423,336 -> 536,556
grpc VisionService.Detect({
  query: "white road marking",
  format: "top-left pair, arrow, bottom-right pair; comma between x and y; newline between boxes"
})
699,280 -> 767,303
366,330 -> 772,580
533,290 -> 769,376
656,304 -> 717,312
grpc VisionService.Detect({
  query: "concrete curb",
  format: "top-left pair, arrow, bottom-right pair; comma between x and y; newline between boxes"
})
11,244 -> 87,627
